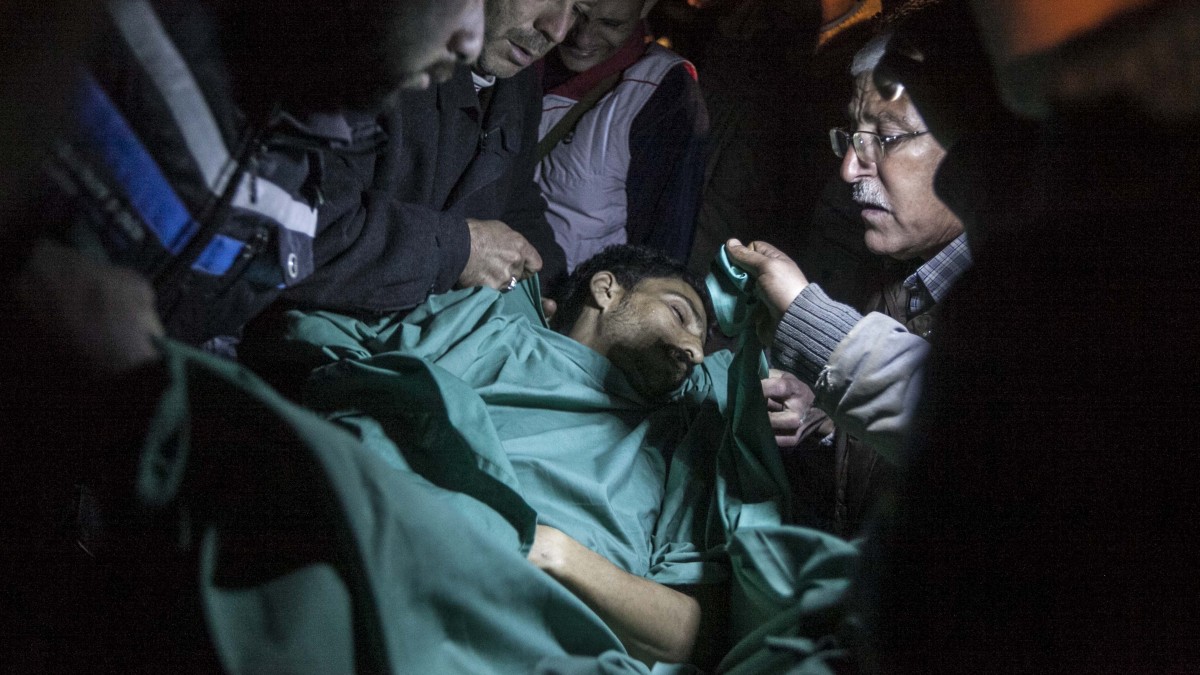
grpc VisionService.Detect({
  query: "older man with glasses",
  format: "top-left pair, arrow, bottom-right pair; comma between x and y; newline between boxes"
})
727,15 -> 970,469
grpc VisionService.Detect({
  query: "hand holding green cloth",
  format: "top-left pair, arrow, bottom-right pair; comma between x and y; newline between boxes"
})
284,264 -> 790,583
705,248 -> 862,673
85,256 -> 857,674
705,244 -> 767,347
281,260 -> 857,671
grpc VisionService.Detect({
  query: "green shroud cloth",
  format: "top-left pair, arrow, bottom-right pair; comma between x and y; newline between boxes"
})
266,252 -> 860,672
291,272 -> 790,587
104,253 -> 860,673
139,338 -> 650,674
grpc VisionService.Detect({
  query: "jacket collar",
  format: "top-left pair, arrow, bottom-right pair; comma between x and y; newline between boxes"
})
439,65 -> 482,113
544,25 -> 648,100
904,233 -> 973,308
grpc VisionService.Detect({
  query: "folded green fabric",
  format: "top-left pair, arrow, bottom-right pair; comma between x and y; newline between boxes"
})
140,338 -> 646,674
120,260 -> 858,674
291,289 -> 769,585
705,244 -> 764,341
287,266 -> 791,586
278,261 -> 856,672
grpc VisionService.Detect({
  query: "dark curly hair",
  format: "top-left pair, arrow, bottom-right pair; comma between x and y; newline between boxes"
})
549,245 -> 715,337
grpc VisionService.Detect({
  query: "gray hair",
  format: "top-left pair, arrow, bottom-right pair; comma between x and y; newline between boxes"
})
850,29 -> 894,76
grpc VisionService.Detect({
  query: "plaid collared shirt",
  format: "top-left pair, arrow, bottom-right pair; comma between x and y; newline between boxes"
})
903,233 -> 972,319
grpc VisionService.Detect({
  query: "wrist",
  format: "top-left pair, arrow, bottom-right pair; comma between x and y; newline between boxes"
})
529,525 -> 575,576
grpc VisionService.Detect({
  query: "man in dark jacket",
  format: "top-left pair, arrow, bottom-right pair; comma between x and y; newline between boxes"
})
39,0 -> 484,346
3,0 -> 489,667
280,0 -> 592,314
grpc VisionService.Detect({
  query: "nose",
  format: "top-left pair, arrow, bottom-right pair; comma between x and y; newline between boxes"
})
535,1 -> 577,46
676,334 -> 703,367
448,26 -> 483,64
566,17 -> 596,48
840,145 -> 876,184
449,1 -> 485,64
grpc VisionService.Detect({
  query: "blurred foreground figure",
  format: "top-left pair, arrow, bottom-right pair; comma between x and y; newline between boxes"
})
861,0 -> 1200,672
35,0 -> 483,347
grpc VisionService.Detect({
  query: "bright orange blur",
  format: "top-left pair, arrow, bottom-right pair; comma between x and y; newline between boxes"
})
970,0 -> 1158,60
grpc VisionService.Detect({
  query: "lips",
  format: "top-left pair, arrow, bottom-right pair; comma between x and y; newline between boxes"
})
561,44 -> 599,60
855,199 -> 891,221
428,60 -> 458,84
508,40 -> 536,67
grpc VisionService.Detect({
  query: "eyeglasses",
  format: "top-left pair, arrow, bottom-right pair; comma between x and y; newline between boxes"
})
829,127 -> 930,164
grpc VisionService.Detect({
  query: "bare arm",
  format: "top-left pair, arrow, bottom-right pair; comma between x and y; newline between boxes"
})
527,524 -> 701,666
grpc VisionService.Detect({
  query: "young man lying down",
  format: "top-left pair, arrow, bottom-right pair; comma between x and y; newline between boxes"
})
278,244 -> 794,668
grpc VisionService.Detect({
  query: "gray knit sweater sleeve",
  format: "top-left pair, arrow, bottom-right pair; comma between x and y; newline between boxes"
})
771,283 -> 863,387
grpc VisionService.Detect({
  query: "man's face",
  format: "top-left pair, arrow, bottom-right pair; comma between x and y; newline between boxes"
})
557,0 -> 642,73
842,72 -> 963,260
278,0 -> 484,111
594,276 -> 707,401
477,0 -> 594,78
385,0 -> 486,90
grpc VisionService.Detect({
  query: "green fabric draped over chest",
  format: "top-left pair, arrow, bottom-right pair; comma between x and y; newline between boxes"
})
141,338 -> 647,674
279,258 -> 855,672
290,275 -> 790,586
119,255 -> 857,673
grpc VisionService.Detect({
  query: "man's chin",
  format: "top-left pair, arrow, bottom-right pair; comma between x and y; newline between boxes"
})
475,51 -> 520,79
393,60 -> 460,92
559,52 -> 602,73
863,231 -> 903,260
396,72 -> 432,91
865,238 -> 919,262
637,373 -> 689,401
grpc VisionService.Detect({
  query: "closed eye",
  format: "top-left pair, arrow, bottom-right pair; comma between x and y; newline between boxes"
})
671,304 -> 685,325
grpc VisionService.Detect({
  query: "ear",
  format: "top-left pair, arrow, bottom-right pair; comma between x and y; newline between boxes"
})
640,0 -> 659,19
588,270 -> 622,310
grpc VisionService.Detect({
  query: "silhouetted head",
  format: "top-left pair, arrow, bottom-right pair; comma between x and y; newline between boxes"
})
212,0 -> 485,115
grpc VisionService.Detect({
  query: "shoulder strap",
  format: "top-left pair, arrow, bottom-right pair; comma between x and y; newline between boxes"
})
536,71 -> 623,161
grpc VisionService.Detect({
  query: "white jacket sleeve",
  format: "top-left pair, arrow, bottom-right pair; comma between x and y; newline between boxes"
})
771,284 -> 929,463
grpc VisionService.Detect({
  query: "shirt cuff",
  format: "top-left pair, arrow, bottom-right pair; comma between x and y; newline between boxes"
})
435,214 -> 473,294
771,283 -> 863,386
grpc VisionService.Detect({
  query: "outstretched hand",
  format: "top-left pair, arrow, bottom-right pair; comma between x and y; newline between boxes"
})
526,523 -> 700,666
724,238 -> 809,320
459,218 -> 543,291
16,240 -> 163,376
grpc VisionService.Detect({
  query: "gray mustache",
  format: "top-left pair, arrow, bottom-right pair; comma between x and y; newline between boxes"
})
852,181 -> 888,210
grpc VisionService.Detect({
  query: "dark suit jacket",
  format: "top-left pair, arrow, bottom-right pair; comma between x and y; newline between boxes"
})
283,65 -> 565,313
